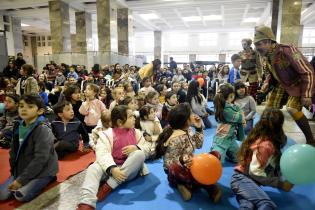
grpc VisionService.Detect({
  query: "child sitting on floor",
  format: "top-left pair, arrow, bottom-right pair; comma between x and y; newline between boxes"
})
79,84 -> 107,133
155,103 -> 221,202
0,94 -> 19,148
161,91 -> 178,128
137,105 -> 162,159
0,94 -> 58,202
210,83 -> 246,163
231,108 -> 293,209
52,101 -> 90,159
89,110 -> 111,150
145,90 -> 163,119
77,105 -> 150,210
109,87 -> 125,111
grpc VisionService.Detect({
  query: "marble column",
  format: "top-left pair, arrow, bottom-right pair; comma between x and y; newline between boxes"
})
75,11 -> 92,53
277,0 -> 302,46
30,36 -> 37,68
11,17 -> 23,55
154,31 -> 162,60
189,54 -> 196,63
96,0 -> 118,64
117,8 -> 129,55
48,0 -> 71,54
71,34 -> 77,52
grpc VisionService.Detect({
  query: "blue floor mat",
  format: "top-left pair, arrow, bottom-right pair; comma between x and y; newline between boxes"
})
97,103 -> 315,210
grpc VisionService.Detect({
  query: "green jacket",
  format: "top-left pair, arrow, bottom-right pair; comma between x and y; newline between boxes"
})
213,103 -> 245,145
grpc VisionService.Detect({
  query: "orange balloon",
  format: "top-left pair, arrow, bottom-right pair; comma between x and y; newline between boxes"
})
190,153 -> 222,185
197,78 -> 205,87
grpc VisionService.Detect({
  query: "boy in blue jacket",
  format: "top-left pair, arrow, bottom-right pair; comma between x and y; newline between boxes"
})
52,101 -> 90,159
0,94 -> 58,202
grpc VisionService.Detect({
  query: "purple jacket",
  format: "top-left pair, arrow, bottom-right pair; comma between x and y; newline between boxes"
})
267,44 -> 315,98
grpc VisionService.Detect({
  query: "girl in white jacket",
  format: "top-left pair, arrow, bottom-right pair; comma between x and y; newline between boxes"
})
77,105 -> 150,210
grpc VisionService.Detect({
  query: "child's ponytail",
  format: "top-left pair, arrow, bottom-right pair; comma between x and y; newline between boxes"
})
155,126 -> 174,159
214,92 -> 226,122
214,83 -> 234,122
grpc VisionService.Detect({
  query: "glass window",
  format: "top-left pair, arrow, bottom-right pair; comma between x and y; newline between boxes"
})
37,42 -> 41,47
169,34 -> 188,47
199,33 -> 218,46
171,55 -> 189,63
229,32 -> 254,46
303,29 -> 315,44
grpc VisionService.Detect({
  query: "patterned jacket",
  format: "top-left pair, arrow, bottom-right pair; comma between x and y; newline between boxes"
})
163,128 -> 204,170
239,48 -> 262,76
265,44 -> 315,98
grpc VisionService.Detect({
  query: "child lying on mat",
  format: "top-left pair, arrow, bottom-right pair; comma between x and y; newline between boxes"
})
77,105 -> 150,210
154,103 -> 222,202
0,94 -> 58,202
52,101 -> 90,159
231,108 -> 294,209
89,110 -> 111,150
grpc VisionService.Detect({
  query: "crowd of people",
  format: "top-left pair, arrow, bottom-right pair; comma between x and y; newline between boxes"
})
0,25 -> 314,210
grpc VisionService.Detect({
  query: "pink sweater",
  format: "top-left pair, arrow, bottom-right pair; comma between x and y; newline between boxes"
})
112,128 -> 137,165
79,99 -> 106,126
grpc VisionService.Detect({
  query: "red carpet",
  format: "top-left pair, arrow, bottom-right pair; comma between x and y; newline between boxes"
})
0,146 -> 95,209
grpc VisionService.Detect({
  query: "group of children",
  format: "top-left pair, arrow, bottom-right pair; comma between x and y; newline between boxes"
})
0,59 -> 295,210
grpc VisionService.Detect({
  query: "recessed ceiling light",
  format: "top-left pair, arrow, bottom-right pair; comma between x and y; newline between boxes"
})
243,17 -> 260,23
182,16 -> 201,22
203,15 -> 222,21
21,23 -> 30,27
139,13 -> 159,20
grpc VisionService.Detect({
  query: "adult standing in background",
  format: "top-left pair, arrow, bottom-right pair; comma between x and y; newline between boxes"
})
15,52 -> 26,71
138,59 -> 161,82
254,25 -> 315,146
169,57 -> 177,71
239,38 -> 262,99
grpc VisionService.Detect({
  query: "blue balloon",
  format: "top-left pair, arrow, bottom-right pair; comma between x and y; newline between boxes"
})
0,103 -> 5,114
280,144 -> 315,185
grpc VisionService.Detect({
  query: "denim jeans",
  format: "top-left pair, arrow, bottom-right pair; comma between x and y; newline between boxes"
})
230,171 -> 277,210
0,176 -> 54,202
245,119 -> 254,135
79,150 -> 146,208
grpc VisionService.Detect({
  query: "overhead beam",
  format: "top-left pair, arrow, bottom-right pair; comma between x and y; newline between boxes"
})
221,5 -> 225,27
196,7 -> 206,27
133,12 -> 160,31
173,9 -> 189,28
301,2 -> 315,24
257,2 -> 271,25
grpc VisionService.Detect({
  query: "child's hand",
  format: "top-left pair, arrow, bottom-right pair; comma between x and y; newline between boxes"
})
191,114 -> 202,129
111,167 -> 127,183
182,154 -> 194,169
8,180 -> 22,191
122,145 -> 138,156
279,180 -> 294,192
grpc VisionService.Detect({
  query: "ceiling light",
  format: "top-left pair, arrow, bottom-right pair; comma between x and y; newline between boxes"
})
182,16 -> 201,22
203,15 -> 222,21
243,17 -> 260,23
21,23 -> 30,27
139,13 -> 159,20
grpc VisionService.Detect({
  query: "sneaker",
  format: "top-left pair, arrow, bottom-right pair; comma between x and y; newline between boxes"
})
97,182 -> 112,201
177,184 -> 192,201
207,185 -> 222,203
76,203 -> 95,210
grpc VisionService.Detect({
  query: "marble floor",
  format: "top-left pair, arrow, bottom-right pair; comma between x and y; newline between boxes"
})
15,105 -> 315,210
